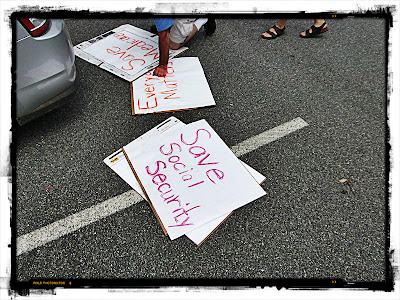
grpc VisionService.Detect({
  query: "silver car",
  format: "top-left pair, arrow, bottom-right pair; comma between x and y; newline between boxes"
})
16,18 -> 77,125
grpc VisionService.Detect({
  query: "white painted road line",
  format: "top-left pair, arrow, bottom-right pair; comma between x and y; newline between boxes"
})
231,117 -> 309,157
17,190 -> 143,256
17,117 -> 309,256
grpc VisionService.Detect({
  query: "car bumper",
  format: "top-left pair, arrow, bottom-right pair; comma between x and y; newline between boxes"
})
16,20 -> 77,121
16,68 -> 77,125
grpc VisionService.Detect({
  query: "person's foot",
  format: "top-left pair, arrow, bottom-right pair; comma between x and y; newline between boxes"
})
300,20 -> 328,38
204,18 -> 216,35
261,24 -> 285,39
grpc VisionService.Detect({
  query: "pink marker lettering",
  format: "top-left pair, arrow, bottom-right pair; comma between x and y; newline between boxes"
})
159,143 -> 182,156
157,183 -> 171,193
173,162 -> 186,172
206,169 -> 224,184
166,195 -> 181,207
198,153 -> 219,166
172,206 -> 200,225
145,160 -> 166,175
152,173 -> 167,185
168,217 -> 194,227
181,129 -> 212,146
187,181 -> 204,188
160,191 -> 175,201
172,205 -> 200,216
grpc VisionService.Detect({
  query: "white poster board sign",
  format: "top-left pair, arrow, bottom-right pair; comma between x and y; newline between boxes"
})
103,117 -> 266,245
74,24 -> 188,82
185,160 -> 266,245
131,57 -> 216,114
104,117 -> 184,198
122,119 -> 266,240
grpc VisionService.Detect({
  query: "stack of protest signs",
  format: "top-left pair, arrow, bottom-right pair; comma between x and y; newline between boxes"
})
74,24 -> 216,115
74,24 -> 187,82
104,117 -> 266,245
81,24 -> 265,243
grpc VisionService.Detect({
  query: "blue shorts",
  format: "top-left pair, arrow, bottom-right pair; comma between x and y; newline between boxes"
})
154,18 -> 174,32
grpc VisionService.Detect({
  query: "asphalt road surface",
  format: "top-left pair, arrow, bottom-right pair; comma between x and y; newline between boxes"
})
15,16 -> 389,286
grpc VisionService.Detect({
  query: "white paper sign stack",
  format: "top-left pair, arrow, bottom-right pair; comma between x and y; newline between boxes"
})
74,24 -> 188,82
74,25 -> 216,115
104,117 -> 266,245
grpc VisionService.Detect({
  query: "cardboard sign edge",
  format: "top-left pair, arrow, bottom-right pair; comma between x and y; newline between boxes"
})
121,147 -> 168,236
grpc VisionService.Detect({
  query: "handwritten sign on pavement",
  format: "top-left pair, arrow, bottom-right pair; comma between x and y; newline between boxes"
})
74,24 -> 187,82
122,119 -> 266,240
104,117 -> 266,245
131,57 -> 216,114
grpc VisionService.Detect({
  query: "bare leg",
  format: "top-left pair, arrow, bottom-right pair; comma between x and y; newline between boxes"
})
261,19 -> 287,39
169,25 -> 198,50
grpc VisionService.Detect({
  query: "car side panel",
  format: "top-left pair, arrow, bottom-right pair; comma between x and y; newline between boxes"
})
16,20 -> 76,118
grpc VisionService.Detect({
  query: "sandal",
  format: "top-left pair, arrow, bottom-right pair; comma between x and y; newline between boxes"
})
261,25 -> 285,39
300,22 -> 328,38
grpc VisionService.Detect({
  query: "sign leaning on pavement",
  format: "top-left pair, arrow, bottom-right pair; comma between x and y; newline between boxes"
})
131,57 -> 216,115
74,24 -> 187,82
104,117 -> 266,245
122,119 -> 267,240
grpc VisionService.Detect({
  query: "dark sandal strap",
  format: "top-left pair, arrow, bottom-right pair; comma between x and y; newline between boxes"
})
272,25 -> 285,35
265,29 -> 277,38
305,22 -> 326,37
262,24 -> 285,39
